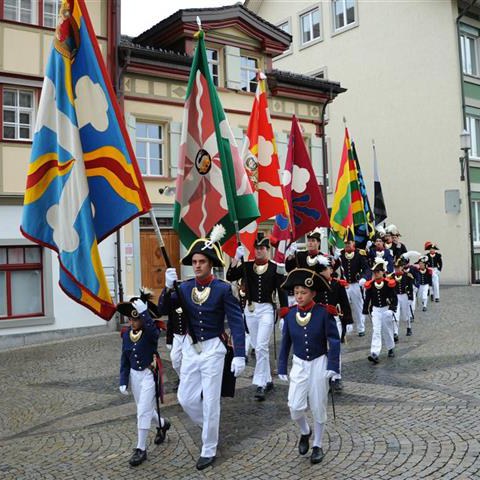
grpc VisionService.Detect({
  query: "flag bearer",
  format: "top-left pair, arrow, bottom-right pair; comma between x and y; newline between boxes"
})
278,268 -> 340,465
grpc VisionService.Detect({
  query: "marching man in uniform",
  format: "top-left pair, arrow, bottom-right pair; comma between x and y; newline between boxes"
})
415,255 -> 433,311
424,241 -> 443,303
117,290 -> 171,467
227,233 -> 288,401
363,259 -> 398,363
285,228 -> 326,272
278,268 -> 340,465
160,226 -> 246,470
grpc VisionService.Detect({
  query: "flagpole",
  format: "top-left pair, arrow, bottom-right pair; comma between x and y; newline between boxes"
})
148,210 -> 201,353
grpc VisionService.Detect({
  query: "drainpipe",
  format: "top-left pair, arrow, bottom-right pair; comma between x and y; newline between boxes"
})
457,0 -> 478,283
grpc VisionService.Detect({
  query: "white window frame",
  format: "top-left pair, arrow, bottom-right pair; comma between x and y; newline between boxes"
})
461,33 -> 479,77
3,0 -> 37,24
206,48 -> 220,87
299,6 -> 322,48
467,116 -> 480,160
2,87 -> 35,141
472,200 -> 480,246
276,17 -> 292,56
331,0 -> 358,35
240,55 -> 259,93
135,122 -> 165,177
42,0 -> 61,28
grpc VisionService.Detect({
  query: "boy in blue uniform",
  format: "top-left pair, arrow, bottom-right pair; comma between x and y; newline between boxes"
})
161,226 -> 246,470
278,268 -> 340,465
117,290 -> 170,467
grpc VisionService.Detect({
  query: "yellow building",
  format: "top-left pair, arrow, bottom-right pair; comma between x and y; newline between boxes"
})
0,2 -> 345,347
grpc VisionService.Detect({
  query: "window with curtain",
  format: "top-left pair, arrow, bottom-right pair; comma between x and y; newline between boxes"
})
2,88 -> 34,140
300,8 -> 321,45
333,0 -> 356,31
135,122 -> 164,176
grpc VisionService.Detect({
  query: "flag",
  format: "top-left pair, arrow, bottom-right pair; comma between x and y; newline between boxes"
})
20,0 -> 150,320
222,73 -> 285,259
373,142 -> 388,225
352,141 -> 375,245
272,115 -> 329,260
329,128 -> 354,248
174,30 -> 259,248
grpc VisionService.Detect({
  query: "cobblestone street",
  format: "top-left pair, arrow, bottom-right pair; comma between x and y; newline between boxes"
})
1,286 -> 480,480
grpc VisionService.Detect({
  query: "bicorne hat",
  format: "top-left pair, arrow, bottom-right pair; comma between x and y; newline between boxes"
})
116,287 -> 161,319
181,224 -> 226,268
281,268 -> 330,292
254,232 -> 270,248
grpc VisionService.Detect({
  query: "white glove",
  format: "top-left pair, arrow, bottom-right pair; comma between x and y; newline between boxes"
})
359,277 -> 367,287
132,299 -> 147,314
231,356 -> 246,377
366,240 -> 373,250
278,318 -> 284,332
278,374 -> 289,382
325,370 -> 337,380
235,245 -> 246,260
333,247 -> 342,260
166,344 -> 172,351
285,242 -> 298,257
165,267 -> 178,289
119,385 -> 129,395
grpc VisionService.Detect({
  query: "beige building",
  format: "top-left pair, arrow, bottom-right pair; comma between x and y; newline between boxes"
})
248,0 -> 476,285
0,2 -> 345,346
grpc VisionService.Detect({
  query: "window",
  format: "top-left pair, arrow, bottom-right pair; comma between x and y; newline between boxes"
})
277,19 -> 292,54
333,0 -> 356,32
467,116 -> 480,158
136,122 -> 164,176
206,49 -> 219,87
0,246 -> 44,319
4,0 -> 36,24
461,34 -> 478,76
472,201 -> 480,245
300,8 -> 321,45
2,88 -> 34,140
43,0 -> 61,28
240,56 -> 258,93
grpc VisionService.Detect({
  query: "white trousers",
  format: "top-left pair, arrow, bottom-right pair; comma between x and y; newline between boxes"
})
288,354 -> 329,424
245,303 -> 274,387
431,268 -> 440,300
397,294 -> 411,329
370,306 -> 395,356
130,369 -> 159,430
170,333 -> 185,375
346,283 -> 365,333
418,284 -> 429,307
334,316 -> 342,379
410,287 -> 418,316
177,337 -> 226,458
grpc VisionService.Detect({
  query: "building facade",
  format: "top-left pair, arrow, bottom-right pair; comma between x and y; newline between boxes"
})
248,0 -> 476,285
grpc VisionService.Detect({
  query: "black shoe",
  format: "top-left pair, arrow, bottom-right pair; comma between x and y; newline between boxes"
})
435,298 -> 439,303
358,331 -> 366,337
129,449 -> 147,467
196,456 -> 215,470
310,446 -> 324,464
368,353 -> 379,364
265,381 -> 274,392
422,306 -> 427,312
394,333 -> 399,343
332,378 -> 343,393
406,328 -> 412,336
154,419 -> 171,445
298,430 -> 312,455
388,348 -> 395,358
254,386 -> 266,401
430,294 -> 434,301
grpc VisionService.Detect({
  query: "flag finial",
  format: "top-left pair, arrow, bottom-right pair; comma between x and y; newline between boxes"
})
372,138 -> 375,146
196,16 -> 202,30
343,116 -> 347,125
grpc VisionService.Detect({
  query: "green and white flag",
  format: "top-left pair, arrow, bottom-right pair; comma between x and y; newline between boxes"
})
173,30 -> 259,247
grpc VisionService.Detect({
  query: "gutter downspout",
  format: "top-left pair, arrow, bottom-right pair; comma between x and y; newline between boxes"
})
457,0 -> 478,284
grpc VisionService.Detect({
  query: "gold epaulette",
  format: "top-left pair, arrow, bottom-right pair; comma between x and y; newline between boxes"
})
359,249 -> 367,255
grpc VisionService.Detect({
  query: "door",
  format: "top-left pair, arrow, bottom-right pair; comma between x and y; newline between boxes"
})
140,229 -> 180,299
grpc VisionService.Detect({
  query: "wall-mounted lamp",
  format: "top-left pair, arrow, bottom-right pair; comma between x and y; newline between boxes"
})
158,186 -> 176,196
459,129 -> 471,182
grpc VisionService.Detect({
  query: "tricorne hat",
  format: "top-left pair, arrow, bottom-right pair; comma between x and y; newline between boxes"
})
281,268 -> 331,292
116,287 -> 161,319
182,224 -> 226,268
306,227 -> 323,241
254,232 -> 270,248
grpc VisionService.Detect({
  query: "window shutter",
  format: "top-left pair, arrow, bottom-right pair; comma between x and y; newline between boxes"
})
310,135 -> 324,185
225,46 -> 241,90
125,113 -> 136,144
275,132 -> 288,171
169,121 -> 182,178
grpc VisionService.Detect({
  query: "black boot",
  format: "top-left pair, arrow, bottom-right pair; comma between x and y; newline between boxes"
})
310,446 -> 324,464
298,430 -> 312,455
368,353 -> 379,364
422,306 -> 427,312
265,381 -> 274,392
154,419 -> 171,445
254,386 -> 266,401
388,348 -> 395,358
129,448 -> 147,467
196,456 -> 215,470
393,333 -> 399,343
406,328 -> 412,336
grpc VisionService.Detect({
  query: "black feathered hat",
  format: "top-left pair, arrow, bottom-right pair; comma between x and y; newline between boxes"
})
254,232 -> 270,248
116,287 -> 161,319
181,224 -> 226,268
281,268 -> 330,292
